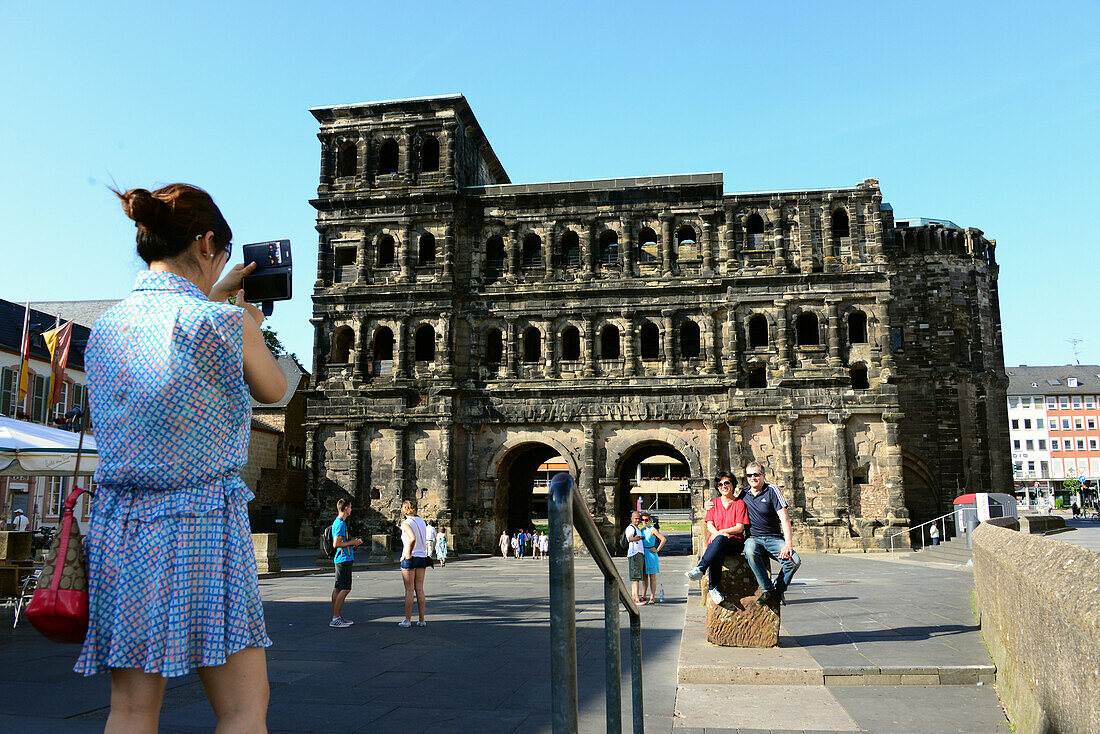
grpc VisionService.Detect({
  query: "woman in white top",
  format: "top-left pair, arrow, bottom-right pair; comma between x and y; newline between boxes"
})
398,500 -> 429,627
539,531 -> 549,558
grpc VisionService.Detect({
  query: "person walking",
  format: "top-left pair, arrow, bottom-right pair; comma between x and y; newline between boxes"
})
929,523 -> 940,546
539,530 -> 549,559
425,521 -> 438,560
516,529 -> 526,559
640,513 -> 666,603
330,498 -> 362,628
499,530 -> 511,557
398,500 -> 430,627
76,183 -> 287,733
686,473 -> 749,605
625,510 -> 645,604
435,526 -> 448,567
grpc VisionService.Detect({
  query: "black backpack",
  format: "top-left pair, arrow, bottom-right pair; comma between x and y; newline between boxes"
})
321,525 -> 336,559
620,524 -> 637,550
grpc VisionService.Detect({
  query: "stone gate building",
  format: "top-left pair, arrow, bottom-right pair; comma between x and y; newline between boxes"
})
303,94 -> 1010,554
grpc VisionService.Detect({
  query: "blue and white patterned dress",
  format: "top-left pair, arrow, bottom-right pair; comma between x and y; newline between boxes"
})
75,271 -> 271,678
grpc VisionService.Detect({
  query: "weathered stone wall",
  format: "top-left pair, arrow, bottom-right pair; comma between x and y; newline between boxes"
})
243,427 -> 281,507
972,523 -> 1100,734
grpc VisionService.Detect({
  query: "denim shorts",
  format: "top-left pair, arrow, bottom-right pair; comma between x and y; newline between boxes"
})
400,556 -> 430,570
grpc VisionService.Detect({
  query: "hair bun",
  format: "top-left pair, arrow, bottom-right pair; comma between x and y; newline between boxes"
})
121,188 -> 169,231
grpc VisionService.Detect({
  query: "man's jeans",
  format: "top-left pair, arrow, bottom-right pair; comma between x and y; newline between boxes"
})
697,535 -> 745,591
744,536 -> 801,594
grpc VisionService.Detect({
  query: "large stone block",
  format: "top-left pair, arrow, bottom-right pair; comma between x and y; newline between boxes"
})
370,534 -> 390,560
702,553 -> 780,648
252,533 -> 281,574
0,531 -> 32,562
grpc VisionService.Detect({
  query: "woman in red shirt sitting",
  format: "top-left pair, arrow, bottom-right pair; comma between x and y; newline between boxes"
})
685,472 -> 749,605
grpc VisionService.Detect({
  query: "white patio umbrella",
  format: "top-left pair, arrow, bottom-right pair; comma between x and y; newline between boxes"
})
0,416 -> 97,476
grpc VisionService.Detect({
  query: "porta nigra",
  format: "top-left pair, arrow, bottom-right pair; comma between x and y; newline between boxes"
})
302,94 -> 1010,554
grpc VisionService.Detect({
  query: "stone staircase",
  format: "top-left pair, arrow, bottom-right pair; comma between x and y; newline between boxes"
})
908,533 -> 973,566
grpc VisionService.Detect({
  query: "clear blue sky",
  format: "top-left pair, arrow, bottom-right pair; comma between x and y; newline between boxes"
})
2,1 -> 1097,367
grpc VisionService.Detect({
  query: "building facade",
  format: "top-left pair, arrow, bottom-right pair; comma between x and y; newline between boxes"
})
304,95 -> 1010,553
1006,365 -> 1100,505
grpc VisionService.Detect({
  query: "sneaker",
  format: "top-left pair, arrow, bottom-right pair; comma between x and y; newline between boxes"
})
329,618 -> 352,628
397,620 -> 412,628
707,588 -> 724,605
416,621 -> 427,627
685,566 -> 705,581
338,617 -> 354,626
756,589 -> 775,607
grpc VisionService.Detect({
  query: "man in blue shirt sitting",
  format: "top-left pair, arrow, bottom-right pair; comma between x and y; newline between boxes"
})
741,461 -> 800,606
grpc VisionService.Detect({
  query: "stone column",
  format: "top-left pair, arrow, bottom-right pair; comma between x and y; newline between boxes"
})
437,422 -> 452,517
542,320 -> 555,379
348,425 -> 363,504
544,222 -> 556,282
394,319 -> 408,379
393,420 -> 408,502
623,313 -> 636,377
305,425 -> 320,511
620,216 -> 634,277
661,310 -> 675,375
874,297 -> 895,378
319,140 -> 334,188
356,230 -> 369,283
504,318 -> 517,378
828,412 -> 849,518
582,422 -> 599,513
704,310 -> 720,374
725,306 -> 739,377
870,192 -> 886,263
726,413 -> 747,475
402,127 -> 414,181
310,317 -> 326,386
882,412 -> 909,522
353,322 -> 367,379
506,223 -> 518,281
774,301 -> 790,375
584,314 -> 597,377
705,420 -> 720,479
439,315 -> 453,377
777,414 -> 801,518
826,300 -> 842,368
399,223 -> 412,282
701,219 -> 715,275
442,224 -> 454,281
821,202 -> 834,262
316,226 -> 332,287
719,216 -> 732,275
660,214 -> 674,276
583,220 -> 596,279
770,206 -> 786,270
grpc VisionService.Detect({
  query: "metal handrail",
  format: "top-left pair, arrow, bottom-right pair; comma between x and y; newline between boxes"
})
549,472 -> 643,734
887,510 -> 961,554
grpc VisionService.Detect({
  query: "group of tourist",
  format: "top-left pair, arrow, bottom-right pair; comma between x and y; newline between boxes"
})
624,511 -> 667,604
498,528 -> 550,558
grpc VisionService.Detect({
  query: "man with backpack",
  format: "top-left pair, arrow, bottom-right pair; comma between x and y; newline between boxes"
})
624,510 -> 645,604
330,498 -> 362,628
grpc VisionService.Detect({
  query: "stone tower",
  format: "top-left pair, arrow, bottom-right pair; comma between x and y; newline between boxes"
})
304,94 -> 1010,553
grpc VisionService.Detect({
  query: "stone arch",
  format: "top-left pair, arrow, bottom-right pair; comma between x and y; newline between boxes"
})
419,135 -> 440,173
490,435 -> 581,534
597,227 -> 619,265
605,433 -> 705,527
337,139 -> 359,178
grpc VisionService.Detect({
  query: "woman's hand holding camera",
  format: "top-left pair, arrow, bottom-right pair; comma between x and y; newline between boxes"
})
210,261 -> 257,304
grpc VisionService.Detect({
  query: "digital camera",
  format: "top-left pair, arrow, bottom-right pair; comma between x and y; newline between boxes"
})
241,240 -> 292,316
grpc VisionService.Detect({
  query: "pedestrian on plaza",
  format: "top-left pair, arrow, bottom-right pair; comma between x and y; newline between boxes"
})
511,533 -> 520,557
330,498 -> 362,628
435,526 -> 448,567
533,530 -> 542,559
1071,501 -> 1080,518
516,529 -> 526,558
686,472 -> 749,605
500,530 -> 511,557
398,500 -> 430,627
10,508 -> 29,532
640,513 -> 666,603
76,183 -> 286,733
929,523 -> 940,546
625,510 -> 645,604
540,530 -> 549,559
425,520 -> 438,560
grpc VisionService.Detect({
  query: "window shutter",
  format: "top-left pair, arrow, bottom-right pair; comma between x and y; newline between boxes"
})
0,367 -> 14,416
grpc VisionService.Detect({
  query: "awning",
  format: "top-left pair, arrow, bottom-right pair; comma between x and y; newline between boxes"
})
639,454 -> 686,466
0,416 -> 98,476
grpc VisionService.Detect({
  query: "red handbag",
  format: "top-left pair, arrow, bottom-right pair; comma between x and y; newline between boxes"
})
25,485 -> 90,643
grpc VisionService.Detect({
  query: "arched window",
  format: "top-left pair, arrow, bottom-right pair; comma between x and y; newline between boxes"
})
639,227 -> 659,264
337,142 -> 357,177
640,322 -> 660,359
377,235 -> 395,267
748,315 -> 769,348
795,312 -> 820,346
561,230 -> 580,268
745,214 -> 765,249
485,328 -> 503,363
522,327 -> 541,363
332,326 -> 353,364
847,310 -> 867,344
420,136 -> 439,173
676,225 -> 697,262
522,234 -> 542,269
561,326 -> 580,361
415,324 -> 435,362
599,230 -> 618,265
680,320 -> 700,359
378,139 -> 399,175
850,364 -> 869,390
373,326 -> 394,377
600,325 -> 620,359
831,208 -> 850,239
418,232 -> 436,265
747,364 -> 767,388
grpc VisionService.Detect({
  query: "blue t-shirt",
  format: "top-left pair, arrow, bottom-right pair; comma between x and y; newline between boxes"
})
333,517 -> 352,564
742,484 -> 788,538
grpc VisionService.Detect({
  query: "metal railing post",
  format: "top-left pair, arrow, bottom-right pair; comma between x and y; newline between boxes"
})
630,613 -> 644,734
549,473 -> 578,734
604,578 -> 622,733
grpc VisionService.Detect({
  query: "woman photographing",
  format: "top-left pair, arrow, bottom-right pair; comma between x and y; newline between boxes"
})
76,184 -> 286,733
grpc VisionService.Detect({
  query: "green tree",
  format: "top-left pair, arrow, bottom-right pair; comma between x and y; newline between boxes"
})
262,327 -> 287,357
1063,477 -> 1081,494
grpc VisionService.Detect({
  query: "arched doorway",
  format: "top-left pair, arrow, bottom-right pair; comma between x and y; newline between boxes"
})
614,441 -> 692,524
494,442 -> 568,535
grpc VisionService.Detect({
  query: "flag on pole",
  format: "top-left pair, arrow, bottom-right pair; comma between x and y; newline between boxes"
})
16,303 -> 31,407
43,320 -> 74,410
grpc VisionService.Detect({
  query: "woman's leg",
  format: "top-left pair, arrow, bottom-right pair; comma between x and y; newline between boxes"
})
706,536 -> 741,591
197,646 -> 270,734
414,567 -> 427,622
402,568 -> 416,622
106,668 -> 168,734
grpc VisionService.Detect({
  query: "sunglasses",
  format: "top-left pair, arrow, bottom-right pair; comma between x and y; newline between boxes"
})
717,480 -> 733,487
223,242 -> 233,260
746,472 -> 763,478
